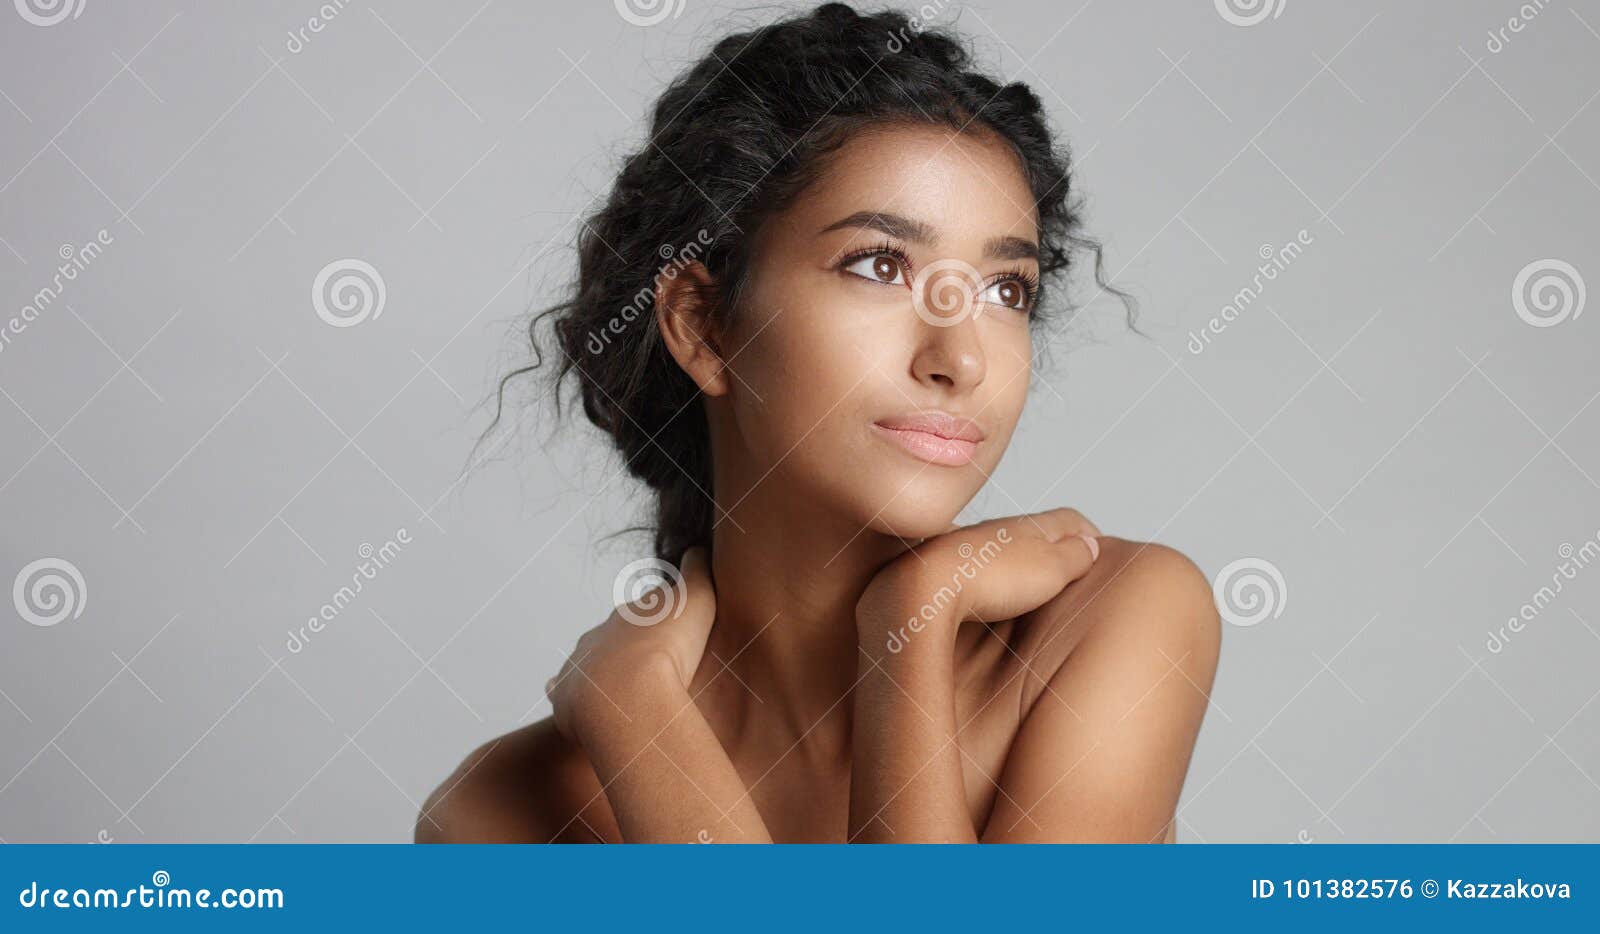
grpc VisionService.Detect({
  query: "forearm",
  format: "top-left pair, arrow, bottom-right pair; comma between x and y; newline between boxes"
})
848,609 -> 976,843
576,676 -> 772,843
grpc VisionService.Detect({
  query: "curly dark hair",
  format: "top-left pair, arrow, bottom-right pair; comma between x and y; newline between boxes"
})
494,2 -> 1131,563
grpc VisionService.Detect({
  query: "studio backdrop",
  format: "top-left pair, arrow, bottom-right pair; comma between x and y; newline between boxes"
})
1,0 -> 1597,842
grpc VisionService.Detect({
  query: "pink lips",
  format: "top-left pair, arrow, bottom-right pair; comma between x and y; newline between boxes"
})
872,412 -> 985,466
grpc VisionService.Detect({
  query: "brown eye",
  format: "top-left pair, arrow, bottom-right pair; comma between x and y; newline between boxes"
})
842,252 -> 908,286
979,277 -> 1033,311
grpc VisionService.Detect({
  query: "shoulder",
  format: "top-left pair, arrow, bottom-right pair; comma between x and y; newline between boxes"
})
1013,537 -> 1221,710
415,717 -> 618,844
1082,537 -> 1218,629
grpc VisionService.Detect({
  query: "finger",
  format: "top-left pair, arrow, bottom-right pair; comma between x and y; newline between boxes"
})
1024,507 -> 1100,542
1025,530 -> 1099,587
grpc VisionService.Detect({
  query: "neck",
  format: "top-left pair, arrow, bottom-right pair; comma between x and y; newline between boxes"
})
694,482 -> 907,763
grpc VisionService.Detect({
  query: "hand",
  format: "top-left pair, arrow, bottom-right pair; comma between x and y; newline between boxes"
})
546,547 -> 716,742
856,508 -> 1101,654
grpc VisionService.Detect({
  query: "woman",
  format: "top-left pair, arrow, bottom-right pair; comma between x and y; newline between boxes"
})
419,2 -> 1220,844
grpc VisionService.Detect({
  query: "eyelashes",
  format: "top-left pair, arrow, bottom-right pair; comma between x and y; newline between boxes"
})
835,240 -> 1040,313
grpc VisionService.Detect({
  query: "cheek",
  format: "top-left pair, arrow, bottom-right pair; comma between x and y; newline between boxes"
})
981,324 -> 1033,435
722,288 -> 885,453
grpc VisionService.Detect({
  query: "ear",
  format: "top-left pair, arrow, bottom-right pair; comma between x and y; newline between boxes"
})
655,261 -> 730,397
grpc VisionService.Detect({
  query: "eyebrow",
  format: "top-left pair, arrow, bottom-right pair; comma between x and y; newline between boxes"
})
820,210 -> 936,245
983,235 -> 1039,262
819,210 -> 1039,262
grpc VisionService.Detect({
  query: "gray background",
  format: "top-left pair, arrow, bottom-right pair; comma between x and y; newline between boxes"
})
1,0 -> 1596,843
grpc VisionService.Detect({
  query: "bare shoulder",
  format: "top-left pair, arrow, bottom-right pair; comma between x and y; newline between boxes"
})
1013,536 -> 1222,709
415,717 -> 618,844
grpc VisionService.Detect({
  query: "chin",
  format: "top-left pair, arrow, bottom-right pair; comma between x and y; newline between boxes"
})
854,474 -> 977,541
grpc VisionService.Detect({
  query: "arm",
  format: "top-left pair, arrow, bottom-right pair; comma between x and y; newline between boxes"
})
848,595 -> 973,842
549,548 -> 772,843
848,509 -> 1100,842
566,661 -> 772,843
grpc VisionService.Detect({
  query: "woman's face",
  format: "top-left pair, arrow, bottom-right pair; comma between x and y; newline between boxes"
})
714,122 -> 1040,541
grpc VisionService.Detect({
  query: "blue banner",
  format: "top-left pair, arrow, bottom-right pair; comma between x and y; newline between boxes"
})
2,844 -> 1594,930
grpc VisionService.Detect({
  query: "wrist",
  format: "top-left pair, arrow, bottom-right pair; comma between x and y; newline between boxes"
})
856,565 -> 961,661
570,651 -> 687,739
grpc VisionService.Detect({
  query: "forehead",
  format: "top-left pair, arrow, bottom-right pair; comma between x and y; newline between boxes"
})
791,122 -> 1040,245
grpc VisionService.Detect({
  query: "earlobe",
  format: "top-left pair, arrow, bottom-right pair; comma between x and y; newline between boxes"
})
655,261 -> 730,397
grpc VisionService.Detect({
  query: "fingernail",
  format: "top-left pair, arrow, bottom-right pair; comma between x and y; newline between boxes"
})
1078,534 -> 1100,562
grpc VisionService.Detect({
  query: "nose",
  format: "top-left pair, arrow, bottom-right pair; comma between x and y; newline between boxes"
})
910,315 -> 987,391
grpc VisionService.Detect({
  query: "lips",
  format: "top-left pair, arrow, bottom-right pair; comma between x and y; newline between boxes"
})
871,412 -> 985,466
